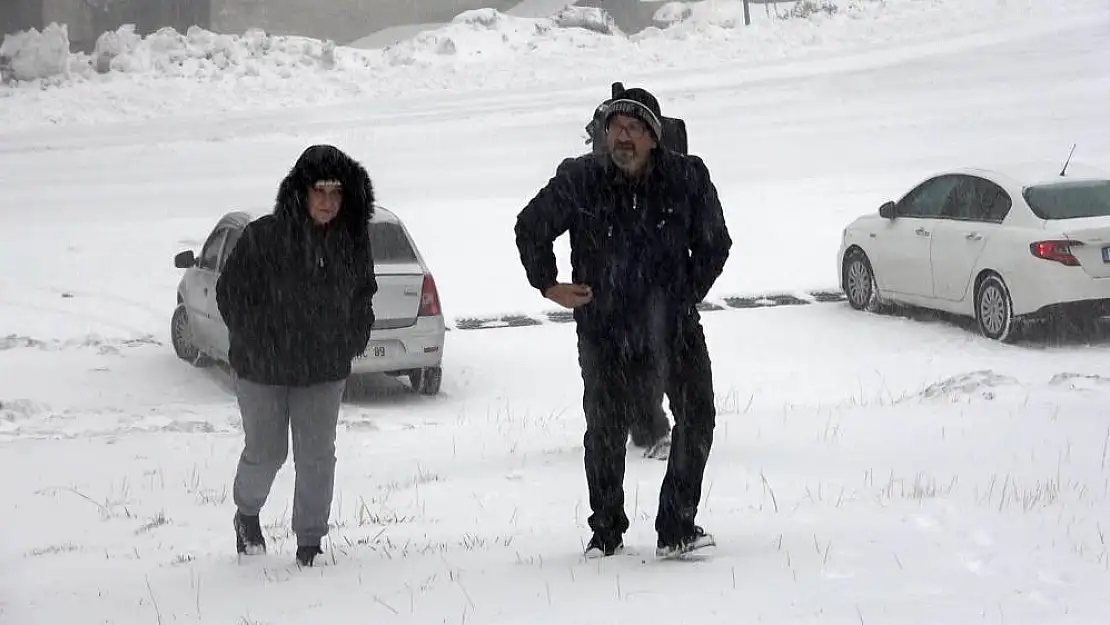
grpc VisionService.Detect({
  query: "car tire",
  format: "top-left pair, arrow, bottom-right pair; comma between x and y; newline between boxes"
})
975,273 -> 1018,342
842,249 -> 882,312
409,366 -> 442,396
171,303 -> 213,367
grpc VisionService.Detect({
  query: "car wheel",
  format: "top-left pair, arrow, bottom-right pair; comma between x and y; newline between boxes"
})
842,249 -> 881,312
976,274 -> 1018,342
409,366 -> 442,396
171,304 -> 212,367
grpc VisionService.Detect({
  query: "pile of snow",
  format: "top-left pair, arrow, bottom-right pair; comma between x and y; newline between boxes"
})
89,25 -> 342,77
1,0 -> 1103,130
348,23 -> 444,50
0,23 -> 74,82
653,2 -> 696,29
507,0 -> 577,18
3,7 -> 620,84
347,0 -> 587,50
383,7 -> 618,66
27,23 -> 352,82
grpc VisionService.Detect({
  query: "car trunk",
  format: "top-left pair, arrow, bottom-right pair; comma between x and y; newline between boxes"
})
1028,179 -> 1110,278
1057,218 -> 1110,279
371,262 -> 425,329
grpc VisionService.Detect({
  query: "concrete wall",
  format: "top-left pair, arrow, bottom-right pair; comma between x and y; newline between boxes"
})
3,0 -> 209,53
0,0 -> 93,50
211,0 -> 519,44
44,0 -> 95,50
0,0 -> 44,38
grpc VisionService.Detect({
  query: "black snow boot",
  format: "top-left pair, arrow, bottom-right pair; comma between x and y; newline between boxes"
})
296,544 -> 324,567
656,525 -> 716,559
584,532 -> 624,559
233,511 -> 266,555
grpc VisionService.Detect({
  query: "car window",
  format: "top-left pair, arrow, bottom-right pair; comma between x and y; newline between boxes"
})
941,176 -> 1011,223
979,179 -> 1012,222
898,175 -> 961,218
370,222 -> 418,264
941,176 -> 979,220
198,229 -> 228,271
218,227 -> 243,272
1024,180 -> 1110,219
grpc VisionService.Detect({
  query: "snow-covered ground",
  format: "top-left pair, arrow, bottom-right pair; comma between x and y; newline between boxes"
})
5,308 -> 1110,624
2,0 -> 1110,623
2,0 -> 1108,322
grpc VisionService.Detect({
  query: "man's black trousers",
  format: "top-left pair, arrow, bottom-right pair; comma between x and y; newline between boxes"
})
577,312 -> 717,544
629,375 -> 670,446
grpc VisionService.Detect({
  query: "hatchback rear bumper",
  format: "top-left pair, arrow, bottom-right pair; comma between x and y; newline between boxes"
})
350,315 -> 446,374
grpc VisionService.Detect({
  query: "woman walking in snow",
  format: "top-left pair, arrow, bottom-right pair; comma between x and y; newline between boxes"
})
216,144 -> 378,567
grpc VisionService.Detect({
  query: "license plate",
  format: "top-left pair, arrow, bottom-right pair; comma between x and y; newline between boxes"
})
1103,246 -> 1110,263
356,344 -> 388,359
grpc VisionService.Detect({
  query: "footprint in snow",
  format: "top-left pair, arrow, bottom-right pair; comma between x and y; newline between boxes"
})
960,552 -> 993,576
910,514 -> 939,532
970,529 -> 993,547
1036,570 -> 1071,586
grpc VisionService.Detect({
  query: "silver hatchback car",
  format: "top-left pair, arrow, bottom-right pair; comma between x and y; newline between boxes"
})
170,206 -> 446,395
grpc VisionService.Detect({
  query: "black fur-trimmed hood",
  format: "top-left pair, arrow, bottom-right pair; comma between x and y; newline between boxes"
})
274,144 -> 375,241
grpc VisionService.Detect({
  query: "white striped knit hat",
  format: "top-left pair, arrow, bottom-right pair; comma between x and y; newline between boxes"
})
603,87 -> 663,141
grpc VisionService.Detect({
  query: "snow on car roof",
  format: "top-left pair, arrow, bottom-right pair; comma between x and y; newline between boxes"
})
953,161 -> 1110,188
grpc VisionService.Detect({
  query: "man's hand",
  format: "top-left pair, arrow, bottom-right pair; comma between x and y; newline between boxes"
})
544,283 -> 593,309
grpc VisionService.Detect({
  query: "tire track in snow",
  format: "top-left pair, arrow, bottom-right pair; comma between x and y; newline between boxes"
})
449,288 -> 847,330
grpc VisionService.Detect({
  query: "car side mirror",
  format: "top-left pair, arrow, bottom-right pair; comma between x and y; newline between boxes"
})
879,201 -> 896,219
174,250 -> 196,269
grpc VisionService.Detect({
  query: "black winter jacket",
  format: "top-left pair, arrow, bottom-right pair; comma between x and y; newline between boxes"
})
216,145 -> 378,386
514,149 -> 731,347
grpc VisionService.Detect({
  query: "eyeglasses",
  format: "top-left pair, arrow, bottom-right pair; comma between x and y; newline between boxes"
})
607,118 -> 648,140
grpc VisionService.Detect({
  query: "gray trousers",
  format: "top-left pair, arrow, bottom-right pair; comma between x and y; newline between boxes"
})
232,377 -> 346,545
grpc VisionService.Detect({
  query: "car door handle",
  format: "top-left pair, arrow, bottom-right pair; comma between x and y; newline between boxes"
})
965,232 -> 983,241
915,227 -> 930,237
203,288 -> 209,296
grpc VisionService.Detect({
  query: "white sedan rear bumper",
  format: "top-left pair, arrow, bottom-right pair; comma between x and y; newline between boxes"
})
1008,260 -> 1110,317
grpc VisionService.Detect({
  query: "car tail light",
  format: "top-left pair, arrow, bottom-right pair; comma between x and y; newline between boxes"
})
418,274 -> 441,317
1030,240 -> 1082,266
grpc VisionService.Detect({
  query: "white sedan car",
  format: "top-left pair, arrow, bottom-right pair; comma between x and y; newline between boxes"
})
171,206 -> 446,394
838,163 -> 1110,341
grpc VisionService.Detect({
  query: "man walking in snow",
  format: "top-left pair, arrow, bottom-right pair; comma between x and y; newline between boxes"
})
585,89 -> 672,462
515,86 -> 732,558
216,144 -> 378,567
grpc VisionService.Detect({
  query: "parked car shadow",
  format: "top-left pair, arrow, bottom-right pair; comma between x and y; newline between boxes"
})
1018,315 -> 1110,348
184,359 -> 433,406
343,373 -> 433,407
874,303 -> 1110,347
194,360 -> 237,395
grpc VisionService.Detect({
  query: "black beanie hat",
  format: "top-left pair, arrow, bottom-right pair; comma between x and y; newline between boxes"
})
603,87 -> 663,141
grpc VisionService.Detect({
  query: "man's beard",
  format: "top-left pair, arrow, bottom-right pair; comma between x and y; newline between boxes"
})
611,145 -> 637,170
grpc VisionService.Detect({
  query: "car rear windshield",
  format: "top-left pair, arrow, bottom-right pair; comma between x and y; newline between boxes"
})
1024,180 -> 1110,220
369,222 -> 418,264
